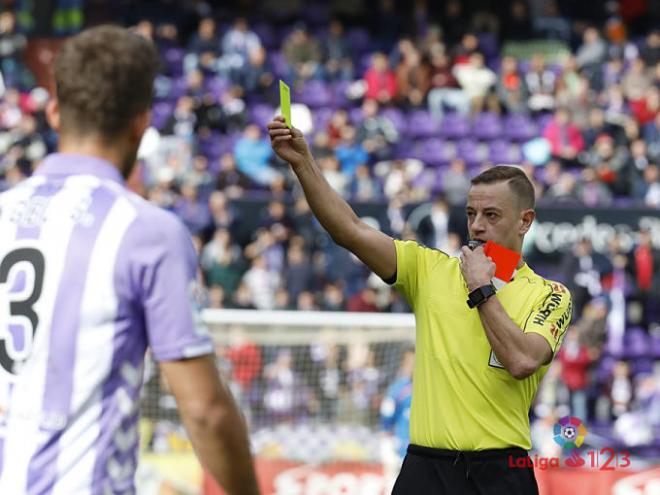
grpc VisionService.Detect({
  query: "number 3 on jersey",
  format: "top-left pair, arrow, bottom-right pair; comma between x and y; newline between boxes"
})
0,248 -> 45,376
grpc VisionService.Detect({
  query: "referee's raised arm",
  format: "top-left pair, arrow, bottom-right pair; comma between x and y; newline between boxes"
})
268,116 -> 397,282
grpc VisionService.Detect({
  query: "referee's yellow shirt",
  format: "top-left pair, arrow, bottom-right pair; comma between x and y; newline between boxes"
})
392,240 -> 572,451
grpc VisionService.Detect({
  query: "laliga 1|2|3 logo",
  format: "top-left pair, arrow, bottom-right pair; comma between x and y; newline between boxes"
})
509,416 -> 632,471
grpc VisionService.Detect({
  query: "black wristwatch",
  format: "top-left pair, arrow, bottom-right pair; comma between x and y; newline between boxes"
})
467,284 -> 497,308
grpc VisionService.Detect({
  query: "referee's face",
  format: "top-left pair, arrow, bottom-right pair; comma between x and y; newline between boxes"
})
466,182 -> 528,253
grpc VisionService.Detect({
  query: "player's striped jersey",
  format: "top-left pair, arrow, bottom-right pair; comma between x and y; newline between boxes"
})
0,154 -> 214,495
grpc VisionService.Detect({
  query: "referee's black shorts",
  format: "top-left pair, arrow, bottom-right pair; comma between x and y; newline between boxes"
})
392,444 -> 539,495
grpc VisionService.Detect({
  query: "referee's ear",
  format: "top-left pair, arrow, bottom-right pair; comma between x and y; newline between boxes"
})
519,209 -> 535,235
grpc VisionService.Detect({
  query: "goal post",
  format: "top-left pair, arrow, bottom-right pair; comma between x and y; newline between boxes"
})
138,309 -> 416,495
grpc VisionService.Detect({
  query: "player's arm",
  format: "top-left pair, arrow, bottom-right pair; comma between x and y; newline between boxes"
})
133,212 -> 260,495
267,117 -> 396,281
160,356 -> 260,495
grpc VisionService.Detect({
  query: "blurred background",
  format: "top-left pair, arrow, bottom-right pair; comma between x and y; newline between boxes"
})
0,0 -> 659,493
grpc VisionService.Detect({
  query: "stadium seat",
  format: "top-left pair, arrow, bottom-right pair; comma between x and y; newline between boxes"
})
503,114 -> 539,142
438,113 -> 471,140
380,108 -> 408,135
295,81 -> 333,108
410,138 -> 455,167
472,112 -> 502,141
406,110 -> 438,139
489,140 -> 522,164
456,139 -> 487,167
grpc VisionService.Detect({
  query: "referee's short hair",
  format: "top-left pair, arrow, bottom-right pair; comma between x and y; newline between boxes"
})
471,165 -> 535,210
54,25 -> 160,139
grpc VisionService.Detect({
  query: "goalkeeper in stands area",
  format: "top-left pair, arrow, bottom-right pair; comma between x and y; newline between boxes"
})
269,116 -> 572,495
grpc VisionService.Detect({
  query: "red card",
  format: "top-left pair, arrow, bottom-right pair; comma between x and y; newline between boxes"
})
483,240 -> 521,284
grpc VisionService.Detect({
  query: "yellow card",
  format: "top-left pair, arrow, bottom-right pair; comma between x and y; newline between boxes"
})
279,80 -> 291,128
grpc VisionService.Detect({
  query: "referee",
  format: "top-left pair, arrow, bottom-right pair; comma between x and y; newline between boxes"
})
268,118 -> 572,494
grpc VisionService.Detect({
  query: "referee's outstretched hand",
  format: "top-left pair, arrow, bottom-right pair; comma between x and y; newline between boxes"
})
267,116 -> 313,168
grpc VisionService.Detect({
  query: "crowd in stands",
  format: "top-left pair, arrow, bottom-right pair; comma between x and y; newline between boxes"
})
1,1 -> 659,454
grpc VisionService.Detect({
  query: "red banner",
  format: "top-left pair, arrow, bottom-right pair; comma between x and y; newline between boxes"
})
203,459 -> 659,495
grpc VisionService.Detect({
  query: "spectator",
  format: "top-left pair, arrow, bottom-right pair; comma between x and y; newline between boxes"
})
575,27 -> 607,76
319,155 -> 349,197
233,124 -> 277,186
395,47 -> 431,108
215,152 -> 254,198
632,163 -> 660,206
356,99 -> 399,162
559,237 -> 612,317
225,327 -> 262,395
525,54 -> 556,112
283,243 -> 315,302
0,12 -> 31,89
205,250 -> 244,297
351,164 -> 381,201
558,330 -> 595,421
640,30 -> 660,67
242,255 -> 279,310
497,56 -> 528,114
335,125 -> 369,176
621,58 -> 652,102
577,167 -> 613,206
219,18 -> 262,84
581,134 -> 628,195
542,107 -> 585,165
427,51 -> 470,121
610,361 -> 633,418
185,17 -> 220,74
364,52 -> 398,104
282,24 -> 323,83
322,20 -> 354,82
321,283 -> 346,311
453,53 -> 497,114
630,229 -> 660,326
296,291 -> 318,311
442,158 -> 471,206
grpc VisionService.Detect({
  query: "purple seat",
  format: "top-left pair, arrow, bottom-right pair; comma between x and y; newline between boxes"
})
439,113 -> 471,140
651,334 -> 660,358
269,52 -> 289,78
406,110 -> 438,139
629,358 -> 654,376
411,169 -> 436,190
624,327 -> 650,358
472,112 -> 502,141
169,76 -> 188,99
250,104 -> 275,128
163,47 -> 184,76
489,140 -> 522,164
410,139 -> 455,167
151,101 -> 175,130
332,81 -> 351,107
456,139 -> 487,167
312,107 -> 334,132
296,80 -> 333,108
206,77 -> 230,99
349,107 -> 364,124
381,108 -> 407,134
595,357 -> 616,384
503,114 -> 539,142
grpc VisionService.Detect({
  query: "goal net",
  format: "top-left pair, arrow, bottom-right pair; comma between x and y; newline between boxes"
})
138,309 -> 416,495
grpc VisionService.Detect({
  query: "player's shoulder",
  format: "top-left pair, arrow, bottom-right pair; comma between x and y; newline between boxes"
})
114,187 -> 190,246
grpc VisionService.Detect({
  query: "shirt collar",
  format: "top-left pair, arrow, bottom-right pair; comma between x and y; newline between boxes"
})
34,153 -> 125,185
